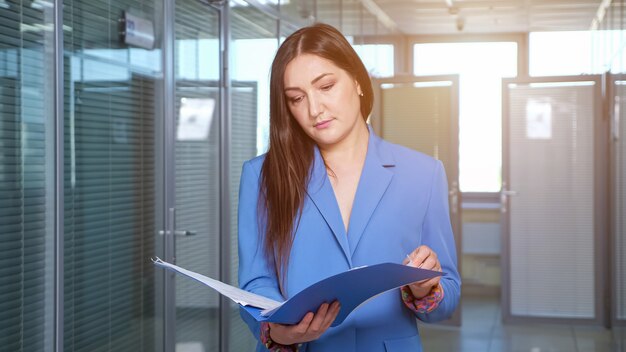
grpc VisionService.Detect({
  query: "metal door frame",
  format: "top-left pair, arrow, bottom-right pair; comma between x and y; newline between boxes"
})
607,72 -> 626,328
500,75 -> 609,327
371,74 -> 462,326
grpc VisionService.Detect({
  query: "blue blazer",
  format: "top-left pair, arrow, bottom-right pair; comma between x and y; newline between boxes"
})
238,126 -> 461,352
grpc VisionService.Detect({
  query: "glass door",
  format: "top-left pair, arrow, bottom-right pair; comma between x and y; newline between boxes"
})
162,1 -> 222,351
371,75 -> 462,326
501,75 -> 608,325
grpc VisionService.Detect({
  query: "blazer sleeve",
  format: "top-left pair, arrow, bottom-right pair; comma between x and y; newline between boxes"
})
238,161 -> 285,344
415,160 -> 461,323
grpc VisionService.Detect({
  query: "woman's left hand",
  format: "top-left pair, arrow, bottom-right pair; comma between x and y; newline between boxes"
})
403,245 -> 442,299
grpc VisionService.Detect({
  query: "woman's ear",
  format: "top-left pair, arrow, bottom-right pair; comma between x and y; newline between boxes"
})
355,79 -> 363,96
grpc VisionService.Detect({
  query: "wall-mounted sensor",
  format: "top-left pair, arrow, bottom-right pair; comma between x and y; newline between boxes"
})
120,11 -> 155,50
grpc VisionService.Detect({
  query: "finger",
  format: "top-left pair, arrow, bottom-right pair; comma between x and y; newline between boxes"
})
293,312 -> 314,335
406,246 -> 424,266
411,246 -> 431,267
306,303 -> 330,335
419,256 -> 438,270
321,301 -> 340,330
417,249 -> 439,269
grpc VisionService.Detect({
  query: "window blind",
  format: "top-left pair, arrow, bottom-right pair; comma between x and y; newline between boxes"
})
63,1 -> 158,351
0,3 -> 54,351
507,82 -> 596,319
171,2 -> 222,350
381,83 -> 454,170
228,4 -> 277,351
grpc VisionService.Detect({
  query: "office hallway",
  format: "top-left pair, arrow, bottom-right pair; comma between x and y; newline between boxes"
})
420,295 -> 624,352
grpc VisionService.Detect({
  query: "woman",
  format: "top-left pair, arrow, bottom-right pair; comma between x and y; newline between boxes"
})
238,23 -> 460,352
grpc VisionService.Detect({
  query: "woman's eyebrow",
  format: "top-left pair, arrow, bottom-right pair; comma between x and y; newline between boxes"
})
284,73 -> 334,92
310,72 -> 333,84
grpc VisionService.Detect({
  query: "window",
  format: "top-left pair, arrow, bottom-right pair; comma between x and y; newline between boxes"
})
414,42 -> 518,192
530,30 -> 626,76
530,31 -> 595,76
353,44 -> 394,78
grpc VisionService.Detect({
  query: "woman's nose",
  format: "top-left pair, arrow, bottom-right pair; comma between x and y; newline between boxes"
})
308,94 -> 323,118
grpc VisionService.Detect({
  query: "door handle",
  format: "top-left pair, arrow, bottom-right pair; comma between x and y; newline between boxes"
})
500,188 -> 518,213
158,230 -> 197,236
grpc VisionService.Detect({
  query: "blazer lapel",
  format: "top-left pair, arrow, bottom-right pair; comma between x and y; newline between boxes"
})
347,126 -> 395,257
306,147 -> 352,266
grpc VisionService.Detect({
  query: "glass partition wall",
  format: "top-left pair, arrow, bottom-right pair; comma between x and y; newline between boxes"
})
171,2 -> 221,351
0,3 -> 56,350
0,0 -> 398,351
62,1 -> 162,351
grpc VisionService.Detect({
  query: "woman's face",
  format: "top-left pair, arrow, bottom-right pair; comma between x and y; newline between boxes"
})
283,53 -> 364,149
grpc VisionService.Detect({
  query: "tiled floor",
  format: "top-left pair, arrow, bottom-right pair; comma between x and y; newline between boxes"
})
419,295 -> 625,352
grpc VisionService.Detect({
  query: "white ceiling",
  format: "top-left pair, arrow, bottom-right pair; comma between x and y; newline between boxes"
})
321,0 -> 605,35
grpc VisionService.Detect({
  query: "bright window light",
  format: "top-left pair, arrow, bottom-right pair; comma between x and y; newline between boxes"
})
530,30 -> 624,75
231,38 -> 278,155
530,31 -> 595,76
353,44 -> 394,78
414,42 -> 518,192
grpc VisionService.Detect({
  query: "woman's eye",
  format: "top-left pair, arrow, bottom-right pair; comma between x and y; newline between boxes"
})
290,96 -> 304,104
321,84 -> 334,91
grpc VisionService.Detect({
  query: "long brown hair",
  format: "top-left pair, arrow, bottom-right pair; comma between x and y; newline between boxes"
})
259,23 -> 374,290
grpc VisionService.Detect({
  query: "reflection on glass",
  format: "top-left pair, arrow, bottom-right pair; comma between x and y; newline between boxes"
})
177,98 -> 216,141
414,42 -> 518,192
525,100 -> 552,140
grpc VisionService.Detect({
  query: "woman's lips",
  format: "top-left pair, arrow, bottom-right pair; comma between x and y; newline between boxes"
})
314,119 -> 332,129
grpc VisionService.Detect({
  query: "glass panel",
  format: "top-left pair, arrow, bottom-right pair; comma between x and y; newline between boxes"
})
352,44 -> 394,78
0,2 -> 55,350
173,2 -> 220,351
506,81 -> 596,319
380,82 -> 454,170
228,4 -> 278,351
63,1 -> 161,351
414,42 -> 517,192
231,5 -> 278,156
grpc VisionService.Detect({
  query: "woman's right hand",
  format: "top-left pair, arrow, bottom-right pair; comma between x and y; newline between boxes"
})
268,301 -> 341,345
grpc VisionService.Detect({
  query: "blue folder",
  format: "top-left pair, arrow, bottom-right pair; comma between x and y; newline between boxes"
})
242,263 -> 443,327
